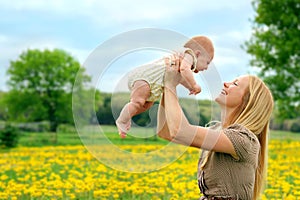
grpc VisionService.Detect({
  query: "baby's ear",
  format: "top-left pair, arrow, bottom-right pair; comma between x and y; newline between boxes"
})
195,50 -> 201,57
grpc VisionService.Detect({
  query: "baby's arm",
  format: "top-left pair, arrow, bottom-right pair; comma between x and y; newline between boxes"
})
179,53 -> 201,95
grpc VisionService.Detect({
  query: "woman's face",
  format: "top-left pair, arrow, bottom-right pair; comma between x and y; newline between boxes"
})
215,75 -> 249,108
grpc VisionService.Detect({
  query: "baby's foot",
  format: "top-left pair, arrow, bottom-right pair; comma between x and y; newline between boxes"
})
116,120 -> 131,138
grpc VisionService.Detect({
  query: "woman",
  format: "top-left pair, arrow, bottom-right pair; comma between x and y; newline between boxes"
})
157,64 -> 274,200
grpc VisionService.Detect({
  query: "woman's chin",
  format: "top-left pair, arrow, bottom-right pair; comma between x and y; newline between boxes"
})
215,95 -> 225,105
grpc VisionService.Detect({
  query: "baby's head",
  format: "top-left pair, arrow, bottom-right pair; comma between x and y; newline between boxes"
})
184,36 -> 214,72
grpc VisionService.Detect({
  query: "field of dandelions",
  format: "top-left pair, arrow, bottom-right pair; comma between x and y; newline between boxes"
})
0,129 -> 299,200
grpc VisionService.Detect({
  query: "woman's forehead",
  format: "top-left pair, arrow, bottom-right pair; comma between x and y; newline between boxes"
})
236,75 -> 249,87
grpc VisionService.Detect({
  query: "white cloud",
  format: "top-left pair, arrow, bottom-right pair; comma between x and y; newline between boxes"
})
0,0 -> 255,92
0,0 -> 251,24
0,35 -> 9,43
0,33 -> 92,90
208,28 -> 250,66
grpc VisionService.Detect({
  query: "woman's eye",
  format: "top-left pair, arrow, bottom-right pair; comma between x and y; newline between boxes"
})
234,82 -> 238,86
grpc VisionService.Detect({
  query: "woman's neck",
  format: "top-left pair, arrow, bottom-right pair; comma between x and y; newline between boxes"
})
220,106 -> 235,127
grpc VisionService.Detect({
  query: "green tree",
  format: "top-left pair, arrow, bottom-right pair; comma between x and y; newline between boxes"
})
6,49 -> 91,132
0,91 -> 8,121
244,0 -> 300,120
0,124 -> 20,148
96,94 -> 115,125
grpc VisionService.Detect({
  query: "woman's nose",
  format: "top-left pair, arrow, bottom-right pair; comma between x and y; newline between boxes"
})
223,82 -> 230,88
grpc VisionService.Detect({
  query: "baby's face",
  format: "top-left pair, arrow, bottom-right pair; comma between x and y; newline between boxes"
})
194,53 -> 211,73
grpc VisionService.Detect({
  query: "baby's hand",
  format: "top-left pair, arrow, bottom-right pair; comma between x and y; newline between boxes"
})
189,84 -> 201,95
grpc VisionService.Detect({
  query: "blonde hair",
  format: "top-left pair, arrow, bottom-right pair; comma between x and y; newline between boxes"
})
184,36 -> 214,61
201,75 -> 273,199
225,75 -> 274,200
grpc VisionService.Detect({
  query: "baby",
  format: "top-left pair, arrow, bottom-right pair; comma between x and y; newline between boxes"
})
116,35 -> 214,138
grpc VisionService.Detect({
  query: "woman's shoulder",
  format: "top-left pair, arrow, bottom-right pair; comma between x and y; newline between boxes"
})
226,124 -> 258,142
206,122 -> 259,145
223,124 -> 260,162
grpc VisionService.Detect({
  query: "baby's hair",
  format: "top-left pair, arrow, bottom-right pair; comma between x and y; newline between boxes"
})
184,36 -> 214,61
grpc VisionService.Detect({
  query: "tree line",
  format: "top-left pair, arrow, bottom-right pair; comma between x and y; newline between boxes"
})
0,0 -> 299,134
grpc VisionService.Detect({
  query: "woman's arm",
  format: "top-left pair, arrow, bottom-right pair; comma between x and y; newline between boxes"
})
158,67 -> 237,156
162,84 -> 206,147
157,90 -> 172,141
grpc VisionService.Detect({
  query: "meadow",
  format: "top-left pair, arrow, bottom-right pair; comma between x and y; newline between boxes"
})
0,126 -> 300,199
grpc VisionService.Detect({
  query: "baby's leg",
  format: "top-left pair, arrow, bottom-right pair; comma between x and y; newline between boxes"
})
116,80 -> 153,137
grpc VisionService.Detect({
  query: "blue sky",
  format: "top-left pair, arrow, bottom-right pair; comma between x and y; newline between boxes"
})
0,0 -> 257,99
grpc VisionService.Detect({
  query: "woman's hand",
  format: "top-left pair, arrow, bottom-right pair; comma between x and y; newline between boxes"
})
164,52 -> 182,90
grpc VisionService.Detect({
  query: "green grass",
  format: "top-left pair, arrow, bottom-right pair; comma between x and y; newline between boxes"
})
18,131 -> 83,146
270,129 -> 300,141
16,125 -> 300,147
17,125 -> 169,147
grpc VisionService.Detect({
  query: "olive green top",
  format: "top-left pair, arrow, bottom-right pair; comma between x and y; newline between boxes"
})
198,124 -> 260,200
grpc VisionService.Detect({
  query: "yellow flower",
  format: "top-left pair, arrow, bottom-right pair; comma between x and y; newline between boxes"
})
0,140 -> 299,199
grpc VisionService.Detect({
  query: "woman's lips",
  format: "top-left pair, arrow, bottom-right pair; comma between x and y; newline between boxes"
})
221,89 -> 228,95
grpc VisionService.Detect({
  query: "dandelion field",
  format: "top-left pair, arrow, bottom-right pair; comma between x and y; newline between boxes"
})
0,128 -> 300,199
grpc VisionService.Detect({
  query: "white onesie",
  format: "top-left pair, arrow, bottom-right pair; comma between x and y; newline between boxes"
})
127,48 -> 197,102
